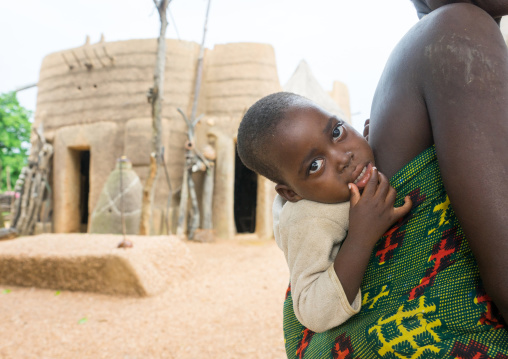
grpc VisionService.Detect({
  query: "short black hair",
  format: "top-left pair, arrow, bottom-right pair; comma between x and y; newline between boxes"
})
237,92 -> 311,184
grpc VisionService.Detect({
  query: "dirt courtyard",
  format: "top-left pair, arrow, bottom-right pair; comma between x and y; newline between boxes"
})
0,237 -> 290,359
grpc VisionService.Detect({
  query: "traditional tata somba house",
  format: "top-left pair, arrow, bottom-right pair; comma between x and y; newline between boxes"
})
32,38 -> 350,240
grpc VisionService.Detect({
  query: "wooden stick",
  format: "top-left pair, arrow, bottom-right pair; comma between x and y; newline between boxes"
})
140,0 -> 171,236
189,0 -> 211,123
118,157 -> 133,248
139,153 -> 157,235
202,163 -> 214,230
160,147 -> 173,234
187,169 -> 200,240
176,164 -> 189,237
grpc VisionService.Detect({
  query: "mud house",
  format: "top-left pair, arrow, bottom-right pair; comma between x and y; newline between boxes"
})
32,38 -> 350,239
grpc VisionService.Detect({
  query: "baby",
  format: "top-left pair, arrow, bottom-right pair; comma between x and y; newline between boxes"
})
237,92 -> 411,332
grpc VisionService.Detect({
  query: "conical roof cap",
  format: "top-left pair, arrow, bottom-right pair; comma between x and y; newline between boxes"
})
283,60 -> 346,119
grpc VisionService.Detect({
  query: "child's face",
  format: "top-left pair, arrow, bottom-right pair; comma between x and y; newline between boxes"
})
270,104 -> 375,204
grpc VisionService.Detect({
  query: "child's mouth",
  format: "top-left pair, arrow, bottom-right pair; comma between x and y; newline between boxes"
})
353,163 -> 373,189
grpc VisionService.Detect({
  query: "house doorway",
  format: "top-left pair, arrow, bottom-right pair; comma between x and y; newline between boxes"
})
234,148 -> 257,233
76,150 -> 90,233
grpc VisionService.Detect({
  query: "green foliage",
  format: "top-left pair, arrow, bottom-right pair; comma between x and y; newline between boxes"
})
0,92 -> 32,191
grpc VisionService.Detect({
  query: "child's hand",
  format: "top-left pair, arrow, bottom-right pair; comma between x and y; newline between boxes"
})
347,167 -> 412,248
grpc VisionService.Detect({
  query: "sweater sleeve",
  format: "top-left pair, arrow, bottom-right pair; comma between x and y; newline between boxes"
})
280,201 -> 361,333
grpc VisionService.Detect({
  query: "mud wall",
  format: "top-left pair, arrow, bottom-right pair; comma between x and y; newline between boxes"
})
35,39 -> 281,236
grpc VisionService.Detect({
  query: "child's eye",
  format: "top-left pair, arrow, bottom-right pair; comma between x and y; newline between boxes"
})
332,124 -> 344,141
309,159 -> 324,174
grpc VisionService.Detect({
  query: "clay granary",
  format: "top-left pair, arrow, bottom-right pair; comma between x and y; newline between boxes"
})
33,38 -> 350,239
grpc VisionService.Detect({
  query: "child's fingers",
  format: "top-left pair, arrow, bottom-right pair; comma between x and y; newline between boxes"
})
393,195 -> 412,220
363,167 -> 379,197
386,185 -> 397,205
349,183 -> 361,206
375,171 -> 390,198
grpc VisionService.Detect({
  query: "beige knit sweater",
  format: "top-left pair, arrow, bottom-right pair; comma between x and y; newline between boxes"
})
273,195 -> 361,333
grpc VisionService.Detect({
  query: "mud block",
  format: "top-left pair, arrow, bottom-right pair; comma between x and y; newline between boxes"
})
0,234 -> 193,296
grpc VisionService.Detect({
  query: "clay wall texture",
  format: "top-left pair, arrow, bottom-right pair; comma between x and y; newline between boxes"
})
35,39 -> 281,236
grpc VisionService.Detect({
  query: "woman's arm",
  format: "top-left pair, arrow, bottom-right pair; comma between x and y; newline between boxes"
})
421,4 -> 508,320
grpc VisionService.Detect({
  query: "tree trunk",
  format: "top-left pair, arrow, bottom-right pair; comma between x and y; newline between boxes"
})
202,164 -> 214,230
176,165 -> 189,237
139,0 -> 170,235
175,0 -> 212,239
16,166 -> 34,233
160,148 -> 173,234
151,0 -> 168,157
139,153 -> 157,235
190,0 -> 211,122
187,170 -> 200,240
22,171 -> 41,235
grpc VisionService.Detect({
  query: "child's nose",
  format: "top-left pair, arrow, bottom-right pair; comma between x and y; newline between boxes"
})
335,151 -> 353,173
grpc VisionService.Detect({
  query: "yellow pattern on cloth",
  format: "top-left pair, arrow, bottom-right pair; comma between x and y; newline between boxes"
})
282,146 -> 508,358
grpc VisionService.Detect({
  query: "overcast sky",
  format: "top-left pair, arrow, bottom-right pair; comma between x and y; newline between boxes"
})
1,0 -> 419,132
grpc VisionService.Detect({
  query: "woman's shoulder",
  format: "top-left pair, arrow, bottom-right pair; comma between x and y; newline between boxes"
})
428,1 -> 508,19
398,3 -> 500,58
370,2 -> 506,177
412,3 -> 506,57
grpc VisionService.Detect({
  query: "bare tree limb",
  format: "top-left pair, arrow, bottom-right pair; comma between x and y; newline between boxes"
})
160,147 -> 173,234
139,153 -> 157,235
175,0 -> 212,239
140,0 -> 171,235
13,83 -> 38,93
189,0 -> 212,123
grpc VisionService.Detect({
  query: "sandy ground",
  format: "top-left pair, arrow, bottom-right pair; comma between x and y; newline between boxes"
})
0,238 -> 289,359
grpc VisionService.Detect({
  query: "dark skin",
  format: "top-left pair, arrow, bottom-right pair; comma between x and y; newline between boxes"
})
369,2 -> 508,321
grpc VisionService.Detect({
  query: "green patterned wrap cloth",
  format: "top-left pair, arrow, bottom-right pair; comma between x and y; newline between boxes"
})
283,146 -> 508,358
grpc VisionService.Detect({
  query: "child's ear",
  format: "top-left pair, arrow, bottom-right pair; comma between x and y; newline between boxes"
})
275,184 -> 303,203
363,118 -> 370,141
